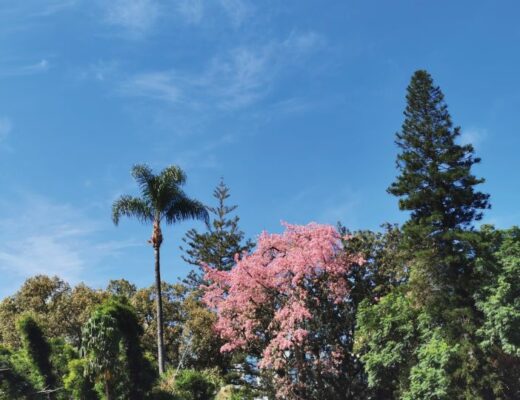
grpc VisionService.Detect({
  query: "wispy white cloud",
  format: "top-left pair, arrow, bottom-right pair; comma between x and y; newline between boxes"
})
1,0 -> 251,38
0,1 -> 77,18
460,127 -> 487,149
0,117 -> 12,143
20,59 -> 50,74
78,60 -> 119,81
102,0 -> 160,34
30,0 -> 79,17
172,134 -> 234,169
177,0 -> 204,24
267,97 -> 314,115
97,0 -> 253,38
0,194 -> 138,284
121,72 -> 182,103
217,0 -> 251,27
0,59 -> 50,78
120,31 -> 325,110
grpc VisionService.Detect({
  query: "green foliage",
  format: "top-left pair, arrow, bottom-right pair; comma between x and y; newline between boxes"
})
474,226 -> 520,399
355,290 -> 418,397
159,368 -> 223,400
82,298 -> 155,400
181,179 -> 254,289
340,223 -> 407,300
17,314 -> 56,390
0,346 -> 36,399
0,276 -> 106,350
177,293 -> 234,377
403,331 -> 458,400
107,279 -> 137,299
112,164 -> 208,228
388,70 -> 489,232
478,227 -> 520,356
63,358 -> 98,400
0,275 -> 70,349
215,384 -> 256,400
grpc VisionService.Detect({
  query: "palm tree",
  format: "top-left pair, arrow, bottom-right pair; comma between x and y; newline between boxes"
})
112,164 -> 208,374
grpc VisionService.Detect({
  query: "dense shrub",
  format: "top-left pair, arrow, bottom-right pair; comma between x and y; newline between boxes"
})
158,368 -> 223,400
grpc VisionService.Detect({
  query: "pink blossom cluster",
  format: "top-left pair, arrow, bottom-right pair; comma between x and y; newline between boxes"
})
203,223 -> 364,396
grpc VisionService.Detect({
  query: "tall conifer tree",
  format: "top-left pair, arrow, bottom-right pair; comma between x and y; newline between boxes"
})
388,70 -> 489,303
181,179 -> 254,289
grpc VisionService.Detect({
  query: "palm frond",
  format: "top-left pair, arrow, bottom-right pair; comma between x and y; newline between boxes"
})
154,165 -> 187,212
164,196 -> 209,225
112,195 -> 154,225
131,164 -> 155,201
160,165 -> 187,187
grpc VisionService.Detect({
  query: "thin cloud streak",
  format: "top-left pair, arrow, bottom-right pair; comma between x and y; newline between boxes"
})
217,0 -> 252,27
102,0 -> 160,34
99,0 -> 251,37
0,1 -> 77,18
0,59 -> 50,78
177,0 -> 204,24
0,117 -> 12,143
120,31 -> 325,110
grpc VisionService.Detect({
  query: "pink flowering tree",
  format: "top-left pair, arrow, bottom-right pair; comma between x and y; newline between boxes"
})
203,223 -> 366,399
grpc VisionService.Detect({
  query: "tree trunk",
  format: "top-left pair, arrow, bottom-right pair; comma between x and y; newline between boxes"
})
155,244 -> 165,375
105,380 -> 111,400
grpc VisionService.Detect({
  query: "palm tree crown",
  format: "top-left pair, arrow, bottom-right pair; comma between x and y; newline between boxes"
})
112,164 -> 208,230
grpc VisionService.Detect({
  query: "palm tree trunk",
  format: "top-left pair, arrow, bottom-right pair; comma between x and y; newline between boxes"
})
155,243 -> 165,374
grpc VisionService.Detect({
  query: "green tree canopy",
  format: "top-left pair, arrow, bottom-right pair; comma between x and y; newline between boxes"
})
81,299 -> 154,400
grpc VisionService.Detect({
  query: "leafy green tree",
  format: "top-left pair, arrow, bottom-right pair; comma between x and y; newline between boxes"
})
181,179 -> 254,289
81,299 -> 155,400
17,315 -> 57,394
177,292 -> 234,375
402,330 -> 458,400
82,304 -> 126,400
158,368 -> 223,400
478,226 -> 520,356
0,277 -> 105,350
0,276 -> 70,349
107,279 -> 137,299
355,290 -> 419,398
476,226 -> 520,398
63,359 -> 98,400
62,284 -> 108,348
112,164 -> 208,374
339,223 -> 407,302
0,346 -> 36,400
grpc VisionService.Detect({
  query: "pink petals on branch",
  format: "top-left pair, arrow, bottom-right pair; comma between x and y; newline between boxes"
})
202,222 -> 365,395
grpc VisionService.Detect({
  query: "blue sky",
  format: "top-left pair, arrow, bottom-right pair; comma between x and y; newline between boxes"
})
1,0 -> 519,297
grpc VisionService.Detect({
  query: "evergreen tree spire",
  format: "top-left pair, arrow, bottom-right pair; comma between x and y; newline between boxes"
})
181,179 -> 254,289
388,70 -> 489,234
